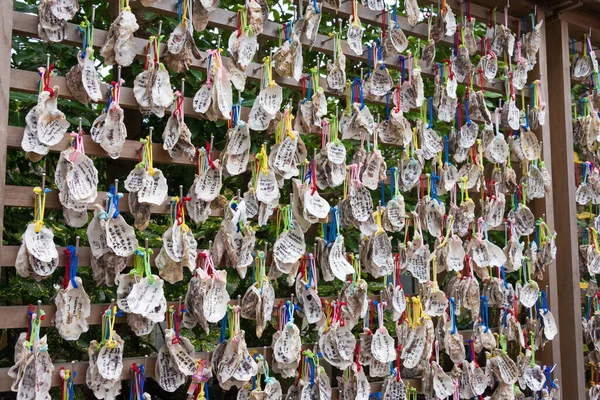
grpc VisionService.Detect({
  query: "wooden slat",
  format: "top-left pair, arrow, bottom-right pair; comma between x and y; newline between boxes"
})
300,0 -> 451,46
4,185 -> 180,215
0,344 -> 327,392
0,0 -> 12,247
0,297 -> 300,329
9,69 -> 251,121
0,359 -> 416,394
136,0 -> 522,97
10,10 -> 513,121
545,17 -> 585,398
419,0 -> 522,24
6,126 -> 211,167
0,246 -> 160,269
304,0 -> 518,52
0,293 -> 393,329
558,8 -> 600,49
0,356 -> 156,392
11,11 -> 365,108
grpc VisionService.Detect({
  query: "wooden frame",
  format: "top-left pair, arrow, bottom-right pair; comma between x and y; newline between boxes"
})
0,0 -> 565,395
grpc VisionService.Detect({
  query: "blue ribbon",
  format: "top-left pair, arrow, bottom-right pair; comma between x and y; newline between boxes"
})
306,262 -> 313,289
385,92 -> 390,121
449,297 -> 457,334
68,371 -> 76,400
480,296 -> 489,332
177,0 -> 184,22
67,245 -> 79,288
544,366 -> 558,389
308,356 -> 316,387
78,25 -> 88,59
139,365 -> 145,394
465,99 -> 471,126
389,167 -> 396,198
369,392 -> 382,400
108,184 -> 122,219
302,77 -> 313,104
376,39 -> 384,66
428,97 -> 434,128
329,207 -> 337,242
430,174 -> 440,203
352,78 -> 365,110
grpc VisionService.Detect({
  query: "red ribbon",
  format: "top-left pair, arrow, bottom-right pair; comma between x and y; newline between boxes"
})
467,0 -> 471,21
478,69 -> 485,92
354,343 -> 361,371
463,254 -> 471,278
205,141 -> 216,169
42,64 -> 55,97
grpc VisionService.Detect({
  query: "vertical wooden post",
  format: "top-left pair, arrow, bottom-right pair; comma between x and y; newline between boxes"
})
529,9 -> 562,379
546,17 -> 586,398
0,0 -> 13,246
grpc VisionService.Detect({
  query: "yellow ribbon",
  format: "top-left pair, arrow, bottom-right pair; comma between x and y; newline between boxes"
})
106,305 -> 118,348
33,187 -> 46,233
256,144 -> 269,174
142,135 -> 156,176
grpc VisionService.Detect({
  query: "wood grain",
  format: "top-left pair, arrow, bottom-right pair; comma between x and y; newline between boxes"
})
6,125 -> 216,168
10,10 -> 508,125
136,0 -> 526,97
0,0 -> 13,247
9,69 -> 250,121
0,292 -> 385,328
527,8 -> 562,383
4,185 -> 179,215
545,17 -> 585,398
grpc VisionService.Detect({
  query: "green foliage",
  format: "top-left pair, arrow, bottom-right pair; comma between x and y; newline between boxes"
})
3,1 -> 520,395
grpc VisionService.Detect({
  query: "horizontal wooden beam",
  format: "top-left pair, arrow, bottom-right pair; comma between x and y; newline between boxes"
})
0,295 -> 349,328
0,356 -> 156,392
304,0 -> 518,52
136,0 -> 522,96
429,0 -> 523,24
4,185 -> 181,215
9,69 -> 247,121
6,126 -> 207,167
2,344 -> 386,392
0,245 -> 160,269
558,8 -> 600,49
0,358 -> 409,395
0,293 -> 409,329
12,11 -> 374,108
11,9 -> 522,125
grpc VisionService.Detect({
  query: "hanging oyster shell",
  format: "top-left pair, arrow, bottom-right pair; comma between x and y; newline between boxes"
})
100,8 -> 139,66
163,21 -> 202,73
